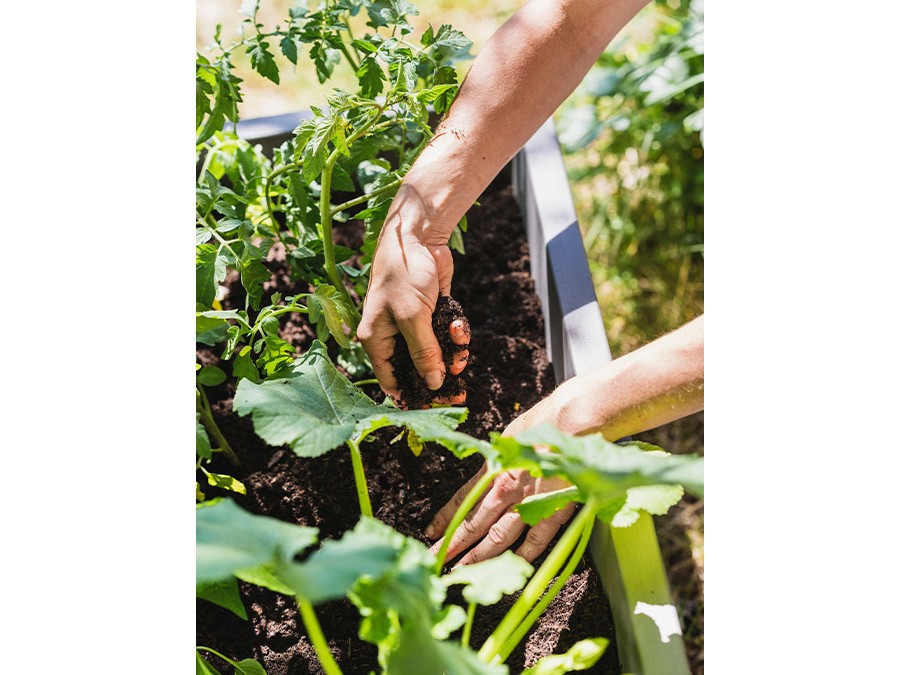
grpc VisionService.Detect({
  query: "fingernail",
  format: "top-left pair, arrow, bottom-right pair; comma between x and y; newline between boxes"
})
425,370 -> 444,390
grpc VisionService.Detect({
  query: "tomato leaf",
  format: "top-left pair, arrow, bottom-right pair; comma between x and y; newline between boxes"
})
248,38 -> 280,84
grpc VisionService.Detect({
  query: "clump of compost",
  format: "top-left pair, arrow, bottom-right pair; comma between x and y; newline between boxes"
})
389,294 -> 471,409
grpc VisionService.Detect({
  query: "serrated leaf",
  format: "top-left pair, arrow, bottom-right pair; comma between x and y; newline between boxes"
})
198,365 -> 227,387
308,285 -> 354,348
196,228 -> 213,245
421,24 -> 435,46
521,638 -> 609,675
248,38 -> 279,84
240,257 -> 270,311
515,486 -> 582,526
280,35 -> 298,64
196,577 -> 248,620
197,414 -> 212,461
234,340 -> 474,458
442,551 -> 533,605
196,498 -> 318,584
302,114 -> 340,183
356,56 -> 385,98
233,346 -> 261,383
196,244 -> 228,308
310,42 -> 341,83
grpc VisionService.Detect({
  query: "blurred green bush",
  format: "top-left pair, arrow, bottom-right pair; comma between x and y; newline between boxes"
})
558,0 -> 704,355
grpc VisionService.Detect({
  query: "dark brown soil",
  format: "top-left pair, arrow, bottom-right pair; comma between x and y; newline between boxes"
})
196,171 -> 621,674
389,294 -> 470,409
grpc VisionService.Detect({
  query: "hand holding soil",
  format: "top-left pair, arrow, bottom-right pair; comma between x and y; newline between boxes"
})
386,295 -> 471,409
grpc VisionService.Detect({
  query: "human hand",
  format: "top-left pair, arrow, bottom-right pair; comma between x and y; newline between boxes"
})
358,185 -> 471,404
425,398 -> 575,566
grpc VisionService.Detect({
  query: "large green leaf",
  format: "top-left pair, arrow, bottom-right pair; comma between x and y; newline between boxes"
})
442,551 -> 533,606
388,623 -> 508,675
196,499 -> 317,584
514,424 -> 704,499
276,517 -> 409,603
233,341 -> 473,458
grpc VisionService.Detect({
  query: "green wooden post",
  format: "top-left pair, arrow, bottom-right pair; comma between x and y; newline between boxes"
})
590,512 -> 691,675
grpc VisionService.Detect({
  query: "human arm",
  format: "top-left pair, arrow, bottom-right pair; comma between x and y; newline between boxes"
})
427,315 -> 704,565
357,0 -> 652,400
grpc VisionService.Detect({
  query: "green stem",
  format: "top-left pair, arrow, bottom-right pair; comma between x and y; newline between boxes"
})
347,437 -> 373,518
330,176 -> 403,218
434,469 -> 500,573
337,38 -> 359,72
494,507 -> 596,663
265,160 -> 304,241
353,378 -> 380,387
318,108 -> 383,324
196,388 -> 240,465
297,598 -> 344,675
461,601 -> 476,649
197,645 -> 242,669
478,500 -> 599,663
199,214 -> 241,263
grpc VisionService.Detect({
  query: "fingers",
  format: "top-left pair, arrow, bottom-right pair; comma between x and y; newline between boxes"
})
432,391 -> 466,406
515,503 -> 577,563
449,318 -> 470,346
448,349 -> 469,376
357,312 -> 401,401
428,472 -> 523,563
396,312 -> 445,391
454,511 -> 525,567
426,463 -> 488,539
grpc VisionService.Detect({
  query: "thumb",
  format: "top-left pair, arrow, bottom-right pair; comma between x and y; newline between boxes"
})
397,312 -> 445,391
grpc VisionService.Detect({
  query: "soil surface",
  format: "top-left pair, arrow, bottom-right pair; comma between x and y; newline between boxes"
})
196,170 -> 621,674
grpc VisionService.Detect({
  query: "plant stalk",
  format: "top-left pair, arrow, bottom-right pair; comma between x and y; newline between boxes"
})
329,176 -> 403,217
196,388 -> 240,465
494,505 -> 596,662
433,468 -> 499,573
461,601 -> 476,648
347,437 -> 374,518
478,499 -> 599,663
297,598 -> 344,675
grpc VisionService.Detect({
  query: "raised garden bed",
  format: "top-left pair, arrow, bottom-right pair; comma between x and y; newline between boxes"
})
196,113 -> 692,674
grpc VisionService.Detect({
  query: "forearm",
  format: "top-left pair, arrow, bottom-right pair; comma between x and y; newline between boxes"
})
393,0 -> 650,245
513,316 -> 704,440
